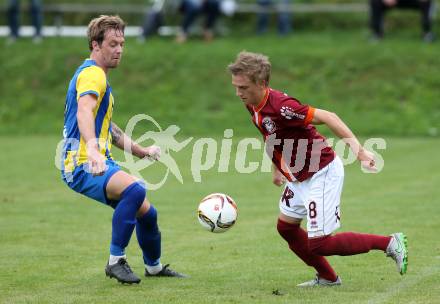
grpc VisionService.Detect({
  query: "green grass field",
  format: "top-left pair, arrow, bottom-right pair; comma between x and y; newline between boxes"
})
1,136 -> 439,304
1,21 -> 439,303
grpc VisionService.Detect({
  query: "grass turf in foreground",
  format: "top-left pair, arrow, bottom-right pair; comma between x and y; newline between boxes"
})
0,136 -> 439,304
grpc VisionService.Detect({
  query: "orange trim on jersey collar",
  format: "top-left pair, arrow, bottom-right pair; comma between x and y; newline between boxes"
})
253,88 -> 270,112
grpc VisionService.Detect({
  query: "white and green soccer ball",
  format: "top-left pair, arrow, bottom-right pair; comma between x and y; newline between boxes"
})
197,193 -> 238,233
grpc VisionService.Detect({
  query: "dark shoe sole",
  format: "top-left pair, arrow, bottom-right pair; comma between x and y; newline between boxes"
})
144,271 -> 189,278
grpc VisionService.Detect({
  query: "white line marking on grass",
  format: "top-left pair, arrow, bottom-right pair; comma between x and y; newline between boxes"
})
367,266 -> 440,304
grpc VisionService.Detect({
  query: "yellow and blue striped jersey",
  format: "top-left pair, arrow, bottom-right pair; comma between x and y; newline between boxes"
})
62,59 -> 114,173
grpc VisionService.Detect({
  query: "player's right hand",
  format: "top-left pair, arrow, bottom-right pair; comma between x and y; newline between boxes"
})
87,148 -> 108,176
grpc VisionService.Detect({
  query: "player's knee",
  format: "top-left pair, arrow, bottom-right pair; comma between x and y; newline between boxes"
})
277,218 -> 299,242
277,220 -> 287,237
137,205 -> 160,233
276,219 -> 288,239
122,181 -> 146,209
308,236 -> 328,256
145,205 -> 158,223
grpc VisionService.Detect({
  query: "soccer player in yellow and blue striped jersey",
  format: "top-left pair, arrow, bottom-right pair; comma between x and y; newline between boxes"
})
62,57 -> 115,176
61,15 -> 186,284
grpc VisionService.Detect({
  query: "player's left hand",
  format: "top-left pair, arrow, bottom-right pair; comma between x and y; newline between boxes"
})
357,149 -> 377,172
272,168 -> 286,186
142,145 -> 161,161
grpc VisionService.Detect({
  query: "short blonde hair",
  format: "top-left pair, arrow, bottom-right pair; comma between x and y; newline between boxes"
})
228,51 -> 271,85
87,15 -> 125,51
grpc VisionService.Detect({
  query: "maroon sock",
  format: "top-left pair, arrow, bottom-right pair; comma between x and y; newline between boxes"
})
277,219 -> 338,282
309,232 -> 392,256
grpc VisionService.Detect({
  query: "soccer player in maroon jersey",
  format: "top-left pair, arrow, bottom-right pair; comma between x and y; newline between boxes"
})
228,51 -> 408,286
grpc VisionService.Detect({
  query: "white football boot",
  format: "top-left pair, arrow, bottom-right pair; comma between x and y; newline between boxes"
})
386,232 -> 408,275
297,274 -> 342,287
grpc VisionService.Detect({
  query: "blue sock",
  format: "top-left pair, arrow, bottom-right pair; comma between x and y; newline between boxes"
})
110,182 -> 146,256
136,205 -> 161,266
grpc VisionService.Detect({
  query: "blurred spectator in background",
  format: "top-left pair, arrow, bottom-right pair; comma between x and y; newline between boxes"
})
139,0 -> 234,42
140,0 -> 165,40
139,0 -> 178,41
176,0 -> 221,43
6,0 -> 43,43
256,0 -> 291,35
369,0 -> 434,42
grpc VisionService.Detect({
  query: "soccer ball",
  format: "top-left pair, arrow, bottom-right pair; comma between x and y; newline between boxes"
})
197,193 -> 238,233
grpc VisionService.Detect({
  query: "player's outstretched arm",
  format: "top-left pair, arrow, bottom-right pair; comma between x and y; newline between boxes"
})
111,122 -> 161,161
77,94 -> 107,175
311,109 -> 377,171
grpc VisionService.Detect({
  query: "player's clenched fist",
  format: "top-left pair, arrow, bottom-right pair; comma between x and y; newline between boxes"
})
142,145 -> 161,161
357,149 -> 377,172
272,166 -> 286,187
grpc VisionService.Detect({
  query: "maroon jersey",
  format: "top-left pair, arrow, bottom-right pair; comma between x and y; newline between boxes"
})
246,88 -> 335,182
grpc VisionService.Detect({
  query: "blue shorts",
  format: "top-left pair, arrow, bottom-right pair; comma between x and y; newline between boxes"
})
62,159 -> 121,207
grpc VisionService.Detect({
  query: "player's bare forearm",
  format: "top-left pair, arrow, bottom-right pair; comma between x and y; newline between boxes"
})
110,122 -> 124,147
111,122 -> 144,158
312,109 -> 377,170
77,95 -> 99,150
312,109 -> 364,156
77,94 -> 108,175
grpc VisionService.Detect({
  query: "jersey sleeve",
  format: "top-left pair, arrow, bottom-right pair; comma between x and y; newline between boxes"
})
278,97 -> 315,127
76,66 -> 107,101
